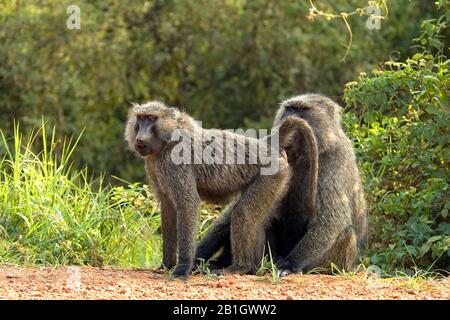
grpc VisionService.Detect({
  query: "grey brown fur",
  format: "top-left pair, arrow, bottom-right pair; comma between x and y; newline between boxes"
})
125,101 -> 312,278
196,94 -> 367,275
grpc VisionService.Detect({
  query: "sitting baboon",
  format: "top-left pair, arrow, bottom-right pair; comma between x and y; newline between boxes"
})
125,101 -> 315,278
196,94 -> 367,275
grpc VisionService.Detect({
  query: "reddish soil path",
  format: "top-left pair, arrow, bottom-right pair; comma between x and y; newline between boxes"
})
0,266 -> 448,300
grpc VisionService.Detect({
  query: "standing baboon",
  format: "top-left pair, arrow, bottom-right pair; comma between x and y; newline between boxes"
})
196,94 -> 367,275
125,101 -> 312,278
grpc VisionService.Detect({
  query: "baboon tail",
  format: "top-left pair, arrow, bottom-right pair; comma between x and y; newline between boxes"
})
277,116 -> 319,216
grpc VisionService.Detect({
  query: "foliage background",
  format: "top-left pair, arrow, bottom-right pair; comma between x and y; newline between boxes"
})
0,0 -> 448,274
0,0 -> 435,181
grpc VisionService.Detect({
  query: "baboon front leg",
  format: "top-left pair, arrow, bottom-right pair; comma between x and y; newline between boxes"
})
162,167 -> 201,279
172,195 -> 201,278
160,194 -> 177,269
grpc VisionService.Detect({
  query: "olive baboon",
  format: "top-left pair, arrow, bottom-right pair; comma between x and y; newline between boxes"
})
125,101 -> 313,278
196,94 -> 367,275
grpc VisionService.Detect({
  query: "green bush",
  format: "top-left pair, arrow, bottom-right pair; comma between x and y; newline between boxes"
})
343,1 -> 449,273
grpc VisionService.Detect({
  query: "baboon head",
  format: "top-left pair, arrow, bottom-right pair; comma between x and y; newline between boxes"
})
125,101 -> 196,158
274,94 -> 343,154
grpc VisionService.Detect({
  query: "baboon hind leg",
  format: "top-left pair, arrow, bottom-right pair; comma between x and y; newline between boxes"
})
325,226 -> 359,273
224,174 -> 289,275
195,202 -> 233,267
208,239 -> 233,271
277,225 -> 358,275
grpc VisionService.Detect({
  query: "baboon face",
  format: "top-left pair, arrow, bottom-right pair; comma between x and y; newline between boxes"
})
126,101 -> 197,159
133,114 -> 165,157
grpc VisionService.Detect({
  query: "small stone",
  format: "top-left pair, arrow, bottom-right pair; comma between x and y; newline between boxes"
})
286,295 -> 294,300
30,291 -> 43,297
217,279 -> 230,288
356,271 -> 366,278
119,287 -> 129,294
37,285 -> 47,291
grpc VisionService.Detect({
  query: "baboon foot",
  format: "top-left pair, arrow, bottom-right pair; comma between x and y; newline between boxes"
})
276,258 -> 303,277
277,268 -> 303,277
171,264 -> 192,279
208,260 -> 231,271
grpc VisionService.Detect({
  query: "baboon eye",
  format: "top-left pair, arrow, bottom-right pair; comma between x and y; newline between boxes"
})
147,115 -> 158,121
137,114 -> 158,121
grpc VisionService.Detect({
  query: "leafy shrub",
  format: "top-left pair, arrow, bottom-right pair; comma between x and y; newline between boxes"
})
343,1 -> 449,273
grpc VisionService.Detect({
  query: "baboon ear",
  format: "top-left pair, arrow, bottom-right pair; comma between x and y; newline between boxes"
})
124,106 -> 138,150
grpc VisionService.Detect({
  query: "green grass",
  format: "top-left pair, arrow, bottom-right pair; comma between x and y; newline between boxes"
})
0,123 -> 162,267
255,244 -> 281,283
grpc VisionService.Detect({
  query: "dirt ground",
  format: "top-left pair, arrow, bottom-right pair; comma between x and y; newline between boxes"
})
0,266 -> 448,300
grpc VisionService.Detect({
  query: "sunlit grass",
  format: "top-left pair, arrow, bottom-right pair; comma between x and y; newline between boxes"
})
0,122 -> 162,267
255,244 -> 281,284
326,262 -> 448,285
